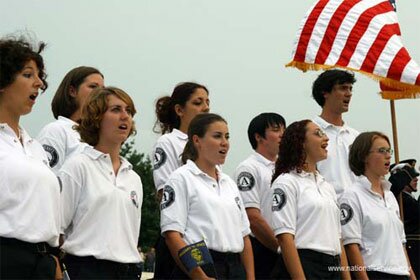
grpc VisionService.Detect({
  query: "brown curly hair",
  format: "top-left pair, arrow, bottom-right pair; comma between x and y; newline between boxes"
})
272,119 -> 311,183
77,86 -> 136,146
0,37 -> 48,91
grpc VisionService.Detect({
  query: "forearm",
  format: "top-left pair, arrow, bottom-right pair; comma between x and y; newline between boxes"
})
345,243 -> 368,280
277,234 -> 306,280
340,241 -> 351,280
240,236 -> 255,280
164,231 -> 208,279
247,208 -> 279,252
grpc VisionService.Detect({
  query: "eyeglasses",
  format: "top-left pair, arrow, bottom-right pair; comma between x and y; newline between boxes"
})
314,129 -> 327,138
369,147 -> 394,156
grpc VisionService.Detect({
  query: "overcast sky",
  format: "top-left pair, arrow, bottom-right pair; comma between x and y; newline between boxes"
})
1,0 -> 419,179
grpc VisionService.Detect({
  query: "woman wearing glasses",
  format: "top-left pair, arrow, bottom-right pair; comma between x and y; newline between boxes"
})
271,120 -> 349,279
340,132 -> 415,280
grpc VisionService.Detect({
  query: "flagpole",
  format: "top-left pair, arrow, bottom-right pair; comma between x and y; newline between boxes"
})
390,100 -> 404,220
390,100 -> 399,163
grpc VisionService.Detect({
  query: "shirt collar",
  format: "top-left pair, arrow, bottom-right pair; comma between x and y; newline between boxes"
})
252,151 -> 275,167
83,146 -> 133,171
357,175 -> 391,192
185,159 -> 225,180
0,123 -> 33,143
58,116 -> 79,126
291,168 -> 324,181
172,128 -> 188,140
314,115 -> 350,132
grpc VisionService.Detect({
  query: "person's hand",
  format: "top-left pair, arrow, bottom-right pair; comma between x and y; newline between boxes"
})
389,165 -> 413,196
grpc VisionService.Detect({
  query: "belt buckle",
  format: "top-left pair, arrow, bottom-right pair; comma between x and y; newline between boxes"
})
36,242 -> 47,253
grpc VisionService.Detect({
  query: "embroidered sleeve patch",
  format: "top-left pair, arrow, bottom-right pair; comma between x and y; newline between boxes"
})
130,191 -> 139,208
161,185 -> 175,210
42,144 -> 59,168
340,203 -> 354,225
272,188 -> 286,211
237,171 -> 255,191
178,240 -> 214,272
153,147 -> 167,170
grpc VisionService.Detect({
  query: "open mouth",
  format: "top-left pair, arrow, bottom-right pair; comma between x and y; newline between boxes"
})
321,143 -> 328,150
118,124 -> 128,130
385,162 -> 390,168
219,150 -> 227,155
29,93 -> 38,101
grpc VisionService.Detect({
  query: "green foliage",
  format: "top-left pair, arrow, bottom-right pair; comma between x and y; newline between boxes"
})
121,140 -> 159,250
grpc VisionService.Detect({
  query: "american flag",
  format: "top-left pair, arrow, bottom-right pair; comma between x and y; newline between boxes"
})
286,0 -> 420,99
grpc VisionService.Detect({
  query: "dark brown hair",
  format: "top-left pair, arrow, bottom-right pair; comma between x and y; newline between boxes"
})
154,82 -> 208,134
272,120 -> 311,183
0,37 -> 47,91
51,66 -> 103,119
181,113 -> 226,164
349,131 -> 390,176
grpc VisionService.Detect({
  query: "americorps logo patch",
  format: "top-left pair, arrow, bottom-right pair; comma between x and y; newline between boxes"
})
153,147 -> 167,170
237,171 -> 255,191
42,144 -> 59,168
161,185 -> 175,210
272,188 -> 286,211
340,203 -> 353,225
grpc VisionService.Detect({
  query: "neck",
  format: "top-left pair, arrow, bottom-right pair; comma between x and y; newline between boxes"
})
303,161 -> 317,173
178,122 -> 188,134
0,106 -> 20,137
95,141 -> 122,174
194,158 -> 218,180
365,171 -> 384,196
70,110 -> 81,123
320,110 -> 344,126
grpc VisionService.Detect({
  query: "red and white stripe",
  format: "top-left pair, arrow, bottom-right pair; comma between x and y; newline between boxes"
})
289,0 -> 420,88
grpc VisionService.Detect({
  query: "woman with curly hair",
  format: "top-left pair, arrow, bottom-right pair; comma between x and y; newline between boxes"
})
270,120 -> 349,279
58,87 -> 143,279
0,37 -> 60,279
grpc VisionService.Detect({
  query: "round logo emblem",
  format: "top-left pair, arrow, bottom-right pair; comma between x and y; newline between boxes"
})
161,185 -> 175,210
340,203 -> 354,225
272,188 -> 287,211
131,191 -> 139,208
153,147 -> 167,170
42,144 -> 59,168
237,172 -> 255,191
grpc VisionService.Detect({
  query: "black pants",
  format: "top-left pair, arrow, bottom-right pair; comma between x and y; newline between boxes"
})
153,235 -> 176,279
170,250 -> 245,279
250,236 -> 280,279
277,249 -> 341,279
64,254 -> 142,280
0,237 -> 57,280
406,237 -> 419,278
367,271 -> 409,280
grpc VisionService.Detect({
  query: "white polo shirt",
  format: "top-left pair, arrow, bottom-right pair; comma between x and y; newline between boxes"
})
152,129 -> 188,191
233,152 -> 275,230
160,160 -> 251,253
339,176 -> 409,276
59,146 -> 143,263
312,116 -> 359,198
0,124 -> 60,247
37,116 -> 88,173
271,170 -> 341,256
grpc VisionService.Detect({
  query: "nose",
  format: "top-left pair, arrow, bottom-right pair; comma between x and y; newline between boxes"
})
35,75 -> 44,89
202,102 -> 210,113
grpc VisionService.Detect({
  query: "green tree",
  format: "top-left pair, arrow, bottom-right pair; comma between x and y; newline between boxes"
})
120,140 -> 159,250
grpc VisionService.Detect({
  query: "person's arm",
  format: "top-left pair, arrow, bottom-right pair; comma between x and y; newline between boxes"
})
345,243 -> 368,280
164,231 -> 213,280
403,246 -> 416,280
240,235 -> 255,280
277,233 -> 305,280
246,208 -> 279,252
340,241 -> 351,280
